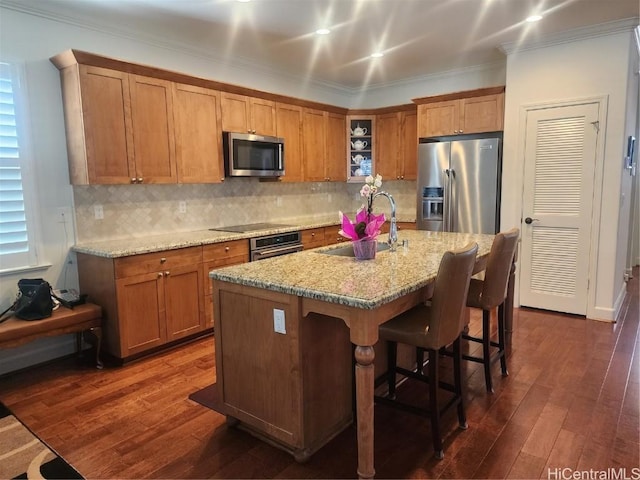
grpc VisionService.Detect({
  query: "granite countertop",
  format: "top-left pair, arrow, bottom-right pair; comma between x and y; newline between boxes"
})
209,230 -> 494,309
71,215 -> 416,258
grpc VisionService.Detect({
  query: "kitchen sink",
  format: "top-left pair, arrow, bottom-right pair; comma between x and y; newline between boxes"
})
318,242 -> 390,257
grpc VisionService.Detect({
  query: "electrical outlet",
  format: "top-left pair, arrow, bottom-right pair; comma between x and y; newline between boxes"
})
94,204 -> 104,220
273,309 -> 286,334
179,201 -> 187,213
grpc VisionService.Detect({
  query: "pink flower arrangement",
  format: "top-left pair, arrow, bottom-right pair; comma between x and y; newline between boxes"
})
339,174 -> 386,241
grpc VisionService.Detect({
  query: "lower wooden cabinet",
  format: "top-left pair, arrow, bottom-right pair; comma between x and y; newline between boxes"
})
202,240 -> 250,328
323,225 -> 348,245
77,246 -> 206,360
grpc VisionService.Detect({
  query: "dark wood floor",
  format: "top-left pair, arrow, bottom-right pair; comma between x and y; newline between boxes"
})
1,271 -> 638,479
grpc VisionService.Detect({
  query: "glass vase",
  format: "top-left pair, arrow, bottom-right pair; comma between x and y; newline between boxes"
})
352,239 -> 377,260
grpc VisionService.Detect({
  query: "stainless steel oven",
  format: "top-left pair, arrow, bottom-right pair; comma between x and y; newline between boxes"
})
250,231 -> 302,261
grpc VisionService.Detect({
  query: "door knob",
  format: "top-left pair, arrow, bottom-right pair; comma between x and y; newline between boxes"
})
524,217 -> 539,224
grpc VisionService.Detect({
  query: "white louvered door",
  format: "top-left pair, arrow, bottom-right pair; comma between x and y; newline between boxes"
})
519,102 -> 599,315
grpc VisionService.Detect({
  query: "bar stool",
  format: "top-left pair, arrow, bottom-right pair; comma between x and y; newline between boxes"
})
463,228 -> 519,393
374,242 -> 478,460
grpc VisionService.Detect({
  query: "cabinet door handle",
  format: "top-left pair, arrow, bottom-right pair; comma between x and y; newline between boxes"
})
158,272 -> 163,278
311,233 -> 315,237
165,271 -> 170,276
137,177 -> 143,183
131,178 -> 137,183
225,246 -> 230,252
160,257 -> 167,263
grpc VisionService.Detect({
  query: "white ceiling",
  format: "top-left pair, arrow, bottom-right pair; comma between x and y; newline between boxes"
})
5,0 -> 639,90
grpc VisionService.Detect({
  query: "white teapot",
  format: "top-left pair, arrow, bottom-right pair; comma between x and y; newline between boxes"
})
351,124 -> 368,136
351,154 -> 366,164
351,139 -> 368,150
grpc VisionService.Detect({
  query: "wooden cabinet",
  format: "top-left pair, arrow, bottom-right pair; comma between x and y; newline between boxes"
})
347,116 -> 374,182
63,65 -> 133,184
276,103 -> 303,183
416,89 -> 505,138
221,92 -> 276,136
301,228 -> 326,249
302,108 -> 326,182
213,282 -> 352,459
380,221 -> 417,234
302,109 -> 346,182
56,64 -> 179,184
326,112 -> 347,182
375,110 -> 417,181
77,247 -> 205,360
129,75 -> 177,183
173,83 -> 224,183
323,225 -> 348,245
202,240 -> 250,328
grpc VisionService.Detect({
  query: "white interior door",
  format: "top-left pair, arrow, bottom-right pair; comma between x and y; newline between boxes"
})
519,102 -> 600,315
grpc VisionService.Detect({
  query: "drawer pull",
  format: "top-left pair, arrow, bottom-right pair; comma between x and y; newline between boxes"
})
225,247 -> 230,252
160,257 -> 167,263
165,271 -> 170,276
157,272 -> 163,278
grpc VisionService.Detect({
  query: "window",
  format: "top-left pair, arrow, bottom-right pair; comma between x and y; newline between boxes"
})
0,61 -> 40,271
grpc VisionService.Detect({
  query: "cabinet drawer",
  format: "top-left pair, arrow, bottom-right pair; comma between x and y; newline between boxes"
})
115,246 -> 202,279
203,240 -> 250,262
323,225 -> 347,245
302,228 -> 325,247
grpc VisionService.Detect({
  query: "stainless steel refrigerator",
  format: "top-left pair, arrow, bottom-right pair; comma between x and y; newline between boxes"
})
417,134 -> 501,234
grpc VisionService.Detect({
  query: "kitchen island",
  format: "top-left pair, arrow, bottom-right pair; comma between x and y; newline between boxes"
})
210,230 -> 496,479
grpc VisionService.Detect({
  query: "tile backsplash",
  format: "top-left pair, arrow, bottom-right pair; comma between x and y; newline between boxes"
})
73,179 -> 417,242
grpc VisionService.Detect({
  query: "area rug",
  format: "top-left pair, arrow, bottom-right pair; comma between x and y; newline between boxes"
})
0,402 -> 83,479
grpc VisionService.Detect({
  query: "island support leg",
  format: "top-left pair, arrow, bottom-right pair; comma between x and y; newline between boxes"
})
355,345 -> 375,479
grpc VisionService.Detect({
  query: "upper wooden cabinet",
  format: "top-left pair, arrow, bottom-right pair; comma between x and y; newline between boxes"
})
326,112 -> 347,183
221,92 -> 277,136
129,75 -> 177,184
173,83 -> 224,184
347,116 -> 374,183
302,109 -> 346,182
276,103 -> 304,183
71,65 -> 134,184
55,64 -> 178,184
375,109 -> 417,181
415,87 -> 505,138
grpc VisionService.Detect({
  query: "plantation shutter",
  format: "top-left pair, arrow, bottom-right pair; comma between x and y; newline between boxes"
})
0,62 -> 33,269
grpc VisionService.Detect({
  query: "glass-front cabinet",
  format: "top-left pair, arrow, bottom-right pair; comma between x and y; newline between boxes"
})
347,116 -> 375,183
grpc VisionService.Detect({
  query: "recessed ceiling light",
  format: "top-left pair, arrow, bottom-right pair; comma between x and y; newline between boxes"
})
370,52 -> 384,58
315,28 -> 331,35
526,14 -> 542,22
237,0 -> 250,3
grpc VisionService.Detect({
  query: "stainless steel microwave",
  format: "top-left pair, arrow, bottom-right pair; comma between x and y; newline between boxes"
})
223,132 -> 285,177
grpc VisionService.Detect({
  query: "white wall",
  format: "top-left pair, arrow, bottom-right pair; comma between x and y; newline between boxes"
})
502,29 -> 637,321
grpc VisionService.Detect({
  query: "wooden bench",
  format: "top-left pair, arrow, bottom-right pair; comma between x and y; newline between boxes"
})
0,303 -> 103,369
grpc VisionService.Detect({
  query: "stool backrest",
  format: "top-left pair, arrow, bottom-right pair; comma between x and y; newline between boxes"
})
480,228 -> 520,310
428,242 -> 478,349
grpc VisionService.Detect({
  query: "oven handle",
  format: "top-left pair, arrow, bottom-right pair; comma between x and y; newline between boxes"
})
252,244 -> 303,260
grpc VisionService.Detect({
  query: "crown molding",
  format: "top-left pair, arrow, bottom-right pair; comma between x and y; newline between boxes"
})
358,60 -> 506,94
499,17 -> 639,55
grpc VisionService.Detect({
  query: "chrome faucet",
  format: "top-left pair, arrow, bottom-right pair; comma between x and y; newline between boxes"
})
372,191 -> 398,251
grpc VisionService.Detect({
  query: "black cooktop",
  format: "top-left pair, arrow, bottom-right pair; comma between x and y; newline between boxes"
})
209,222 -> 296,233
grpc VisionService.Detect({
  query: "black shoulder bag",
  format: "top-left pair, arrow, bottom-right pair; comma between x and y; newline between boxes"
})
0,278 -> 54,323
